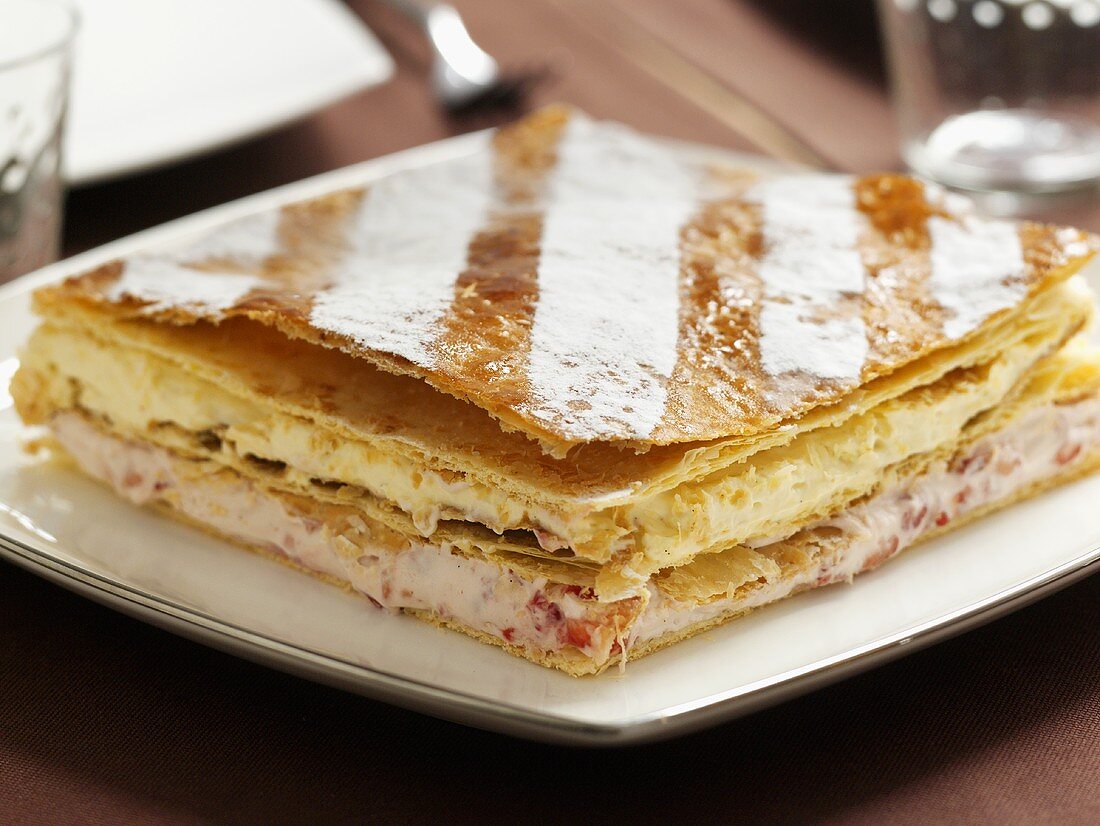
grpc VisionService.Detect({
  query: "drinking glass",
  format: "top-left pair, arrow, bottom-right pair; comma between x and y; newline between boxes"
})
0,0 -> 76,281
877,0 -> 1100,193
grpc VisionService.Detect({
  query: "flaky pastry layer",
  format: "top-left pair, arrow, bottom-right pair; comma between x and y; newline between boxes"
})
15,278 -> 1096,596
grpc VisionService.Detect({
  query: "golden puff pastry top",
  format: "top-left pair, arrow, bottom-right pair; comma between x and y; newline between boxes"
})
41,106 -> 1097,454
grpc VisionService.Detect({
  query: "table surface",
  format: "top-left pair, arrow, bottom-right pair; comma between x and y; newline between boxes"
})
4,1 -> 1100,822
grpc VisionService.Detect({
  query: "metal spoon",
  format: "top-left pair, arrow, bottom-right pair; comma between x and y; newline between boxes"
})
383,0 -> 542,112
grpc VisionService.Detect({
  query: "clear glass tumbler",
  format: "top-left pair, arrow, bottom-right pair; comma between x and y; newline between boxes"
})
877,0 -> 1100,193
0,0 -> 76,282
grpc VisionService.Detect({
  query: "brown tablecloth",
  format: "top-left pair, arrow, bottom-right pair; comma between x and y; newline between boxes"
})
3,2 -> 1099,822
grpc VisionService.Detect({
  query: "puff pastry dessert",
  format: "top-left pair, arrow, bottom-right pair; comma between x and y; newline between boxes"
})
13,107 -> 1100,674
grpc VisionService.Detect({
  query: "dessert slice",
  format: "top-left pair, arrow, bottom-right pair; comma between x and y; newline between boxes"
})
11,107 -> 1100,673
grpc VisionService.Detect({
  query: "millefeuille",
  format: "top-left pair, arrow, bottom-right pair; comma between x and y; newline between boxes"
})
12,107 -> 1100,674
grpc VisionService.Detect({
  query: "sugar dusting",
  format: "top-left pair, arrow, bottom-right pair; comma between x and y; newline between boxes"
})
108,260 -> 263,313
147,210 -> 282,263
310,134 -> 495,367
747,175 -> 868,383
928,215 -> 1026,339
520,118 -> 698,440
758,300 -> 867,379
107,211 -> 280,312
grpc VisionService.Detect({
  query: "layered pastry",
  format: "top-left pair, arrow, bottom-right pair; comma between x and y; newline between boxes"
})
12,107 -> 1100,674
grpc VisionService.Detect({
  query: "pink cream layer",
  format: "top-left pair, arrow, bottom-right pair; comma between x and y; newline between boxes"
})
51,395 -> 1100,667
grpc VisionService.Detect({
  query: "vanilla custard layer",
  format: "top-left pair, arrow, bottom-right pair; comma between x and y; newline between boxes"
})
17,280 -> 1092,578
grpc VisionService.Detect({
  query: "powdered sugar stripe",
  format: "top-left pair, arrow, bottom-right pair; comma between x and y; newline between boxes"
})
108,210 -> 280,312
310,133 -> 495,368
108,261 -> 263,313
747,175 -> 868,383
149,209 -> 282,264
521,119 -> 698,440
928,215 -> 1026,340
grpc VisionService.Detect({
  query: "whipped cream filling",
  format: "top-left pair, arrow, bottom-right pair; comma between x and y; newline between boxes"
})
51,413 -> 634,664
49,394 -> 1100,667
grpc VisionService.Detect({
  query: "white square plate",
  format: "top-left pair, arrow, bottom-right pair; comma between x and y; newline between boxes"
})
66,0 -> 393,185
1,133 -> 1098,745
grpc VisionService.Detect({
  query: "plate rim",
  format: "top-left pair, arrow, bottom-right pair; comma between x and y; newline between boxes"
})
3,132 -> 1099,746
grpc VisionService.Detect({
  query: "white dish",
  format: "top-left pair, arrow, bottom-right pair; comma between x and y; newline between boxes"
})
65,0 -> 393,185
1,133 -> 1098,746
